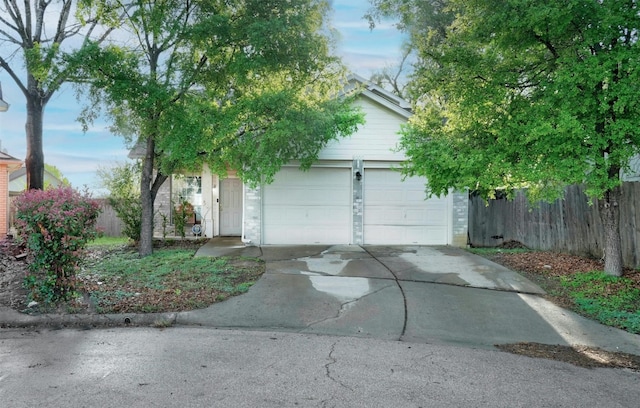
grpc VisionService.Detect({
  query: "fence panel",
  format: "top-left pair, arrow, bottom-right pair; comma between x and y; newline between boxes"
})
95,199 -> 125,237
469,183 -> 640,268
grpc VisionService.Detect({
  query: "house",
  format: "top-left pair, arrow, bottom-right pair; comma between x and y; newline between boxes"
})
150,75 -> 468,246
0,149 -> 22,237
8,166 -> 65,195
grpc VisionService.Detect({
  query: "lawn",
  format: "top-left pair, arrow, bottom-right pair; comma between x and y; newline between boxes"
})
68,238 -> 265,314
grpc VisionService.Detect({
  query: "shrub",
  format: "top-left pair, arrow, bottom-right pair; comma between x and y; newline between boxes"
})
97,161 -> 142,242
14,187 -> 101,303
173,200 -> 194,239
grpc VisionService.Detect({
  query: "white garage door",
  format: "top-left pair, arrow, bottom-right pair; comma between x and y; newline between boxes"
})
364,169 -> 449,245
263,167 -> 351,244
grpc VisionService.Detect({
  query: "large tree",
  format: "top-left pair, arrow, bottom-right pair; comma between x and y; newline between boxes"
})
77,0 -> 364,256
0,0 -> 119,190
370,0 -> 640,276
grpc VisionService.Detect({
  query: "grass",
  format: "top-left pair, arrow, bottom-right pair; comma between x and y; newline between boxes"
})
87,236 -> 130,248
72,244 -> 265,314
560,272 -> 640,334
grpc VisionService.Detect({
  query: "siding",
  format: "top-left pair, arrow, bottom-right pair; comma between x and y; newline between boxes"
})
319,97 -> 408,161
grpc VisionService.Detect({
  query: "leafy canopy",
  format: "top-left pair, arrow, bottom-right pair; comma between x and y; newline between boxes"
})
374,0 -> 640,202
76,0 -> 363,186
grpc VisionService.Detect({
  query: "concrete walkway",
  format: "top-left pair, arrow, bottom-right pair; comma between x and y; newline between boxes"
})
185,237 -> 640,354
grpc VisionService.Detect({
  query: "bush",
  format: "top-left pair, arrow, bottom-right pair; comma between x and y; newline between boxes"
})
14,187 -> 102,303
97,161 -> 142,242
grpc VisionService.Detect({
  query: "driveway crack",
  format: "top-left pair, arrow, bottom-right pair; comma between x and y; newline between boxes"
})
303,285 -> 391,329
361,247 -> 408,337
324,342 -> 353,391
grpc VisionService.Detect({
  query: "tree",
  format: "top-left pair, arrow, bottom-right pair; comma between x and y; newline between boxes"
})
97,161 -> 142,242
0,1 -> 120,190
369,43 -> 413,100
370,0 -> 640,276
76,0 -> 364,256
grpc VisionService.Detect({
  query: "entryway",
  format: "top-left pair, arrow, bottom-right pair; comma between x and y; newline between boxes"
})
219,178 -> 242,236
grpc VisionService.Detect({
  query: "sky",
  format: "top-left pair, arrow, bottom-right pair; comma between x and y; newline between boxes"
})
0,0 -> 406,195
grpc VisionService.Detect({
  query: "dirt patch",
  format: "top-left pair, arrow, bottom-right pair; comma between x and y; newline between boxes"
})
484,249 -> 640,369
496,342 -> 640,371
0,238 -> 263,314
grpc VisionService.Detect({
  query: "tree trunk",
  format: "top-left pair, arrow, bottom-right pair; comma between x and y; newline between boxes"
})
139,136 -> 156,257
25,83 -> 46,190
598,186 -> 623,276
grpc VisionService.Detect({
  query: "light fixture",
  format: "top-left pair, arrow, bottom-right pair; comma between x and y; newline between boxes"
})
355,171 -> 362,181
0,82 -> 8,112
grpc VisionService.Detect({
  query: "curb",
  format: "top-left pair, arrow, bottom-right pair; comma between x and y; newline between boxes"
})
0,306 -> 178,329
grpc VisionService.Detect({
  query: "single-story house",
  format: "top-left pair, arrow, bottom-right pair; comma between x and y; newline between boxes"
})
0,148 -> 22,237
149,75 -> 468,246
8,166 -> 65,195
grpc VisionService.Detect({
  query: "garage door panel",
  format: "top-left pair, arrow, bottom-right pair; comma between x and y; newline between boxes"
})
263,167 -> 351,244
364,169 -> 449,245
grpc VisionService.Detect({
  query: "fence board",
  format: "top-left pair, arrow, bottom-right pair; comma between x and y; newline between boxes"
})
469,183 -> 640,268
95,199 -> 125,237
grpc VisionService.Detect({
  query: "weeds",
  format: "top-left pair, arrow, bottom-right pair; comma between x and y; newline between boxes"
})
560,272 -> 640,334
75,247 -> 265,314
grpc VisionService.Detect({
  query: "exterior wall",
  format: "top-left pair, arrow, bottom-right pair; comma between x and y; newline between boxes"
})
352,159 -> 364,244
243,185 -> 262,244
0,165 -> 8,236
319,98 -> 408,162
451,190 -> 469,247
153,176 -> 172,237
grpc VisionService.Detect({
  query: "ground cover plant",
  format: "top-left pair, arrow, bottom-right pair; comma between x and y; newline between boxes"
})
0,237 -> 264,315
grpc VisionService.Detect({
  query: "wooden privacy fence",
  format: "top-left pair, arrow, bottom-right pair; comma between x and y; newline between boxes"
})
469,183 -> 640,268
95,199 -> 125,237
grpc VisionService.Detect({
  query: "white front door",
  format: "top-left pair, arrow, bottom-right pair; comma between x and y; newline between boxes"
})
219,178 -> 242,236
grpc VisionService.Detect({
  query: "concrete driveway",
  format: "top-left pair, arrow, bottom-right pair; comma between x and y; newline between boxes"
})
185,239 -> 640,354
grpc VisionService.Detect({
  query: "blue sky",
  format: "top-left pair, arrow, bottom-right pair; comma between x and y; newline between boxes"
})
0,0 -> 405,194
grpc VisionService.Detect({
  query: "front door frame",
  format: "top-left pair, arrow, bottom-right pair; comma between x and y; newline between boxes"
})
219,177 -> 243,236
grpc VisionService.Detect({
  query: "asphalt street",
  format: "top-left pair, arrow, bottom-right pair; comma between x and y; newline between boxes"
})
1,326 -> 639,407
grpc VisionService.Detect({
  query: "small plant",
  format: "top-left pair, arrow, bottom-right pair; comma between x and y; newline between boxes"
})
14,187 -> 101,304
173,200 -> 194,239
160,212 -> 169,239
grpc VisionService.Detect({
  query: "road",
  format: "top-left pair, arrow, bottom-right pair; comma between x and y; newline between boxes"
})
1,326 -> 638,407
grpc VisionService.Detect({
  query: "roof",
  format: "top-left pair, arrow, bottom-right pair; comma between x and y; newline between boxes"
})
9,167 -> 64,193
346,74 -> 412,119
0,150 -> 22,172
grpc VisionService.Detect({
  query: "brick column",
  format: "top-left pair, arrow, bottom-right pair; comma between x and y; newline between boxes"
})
0,165 -> 9,237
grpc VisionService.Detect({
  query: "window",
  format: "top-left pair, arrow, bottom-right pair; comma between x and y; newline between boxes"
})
173,175 -> 202,223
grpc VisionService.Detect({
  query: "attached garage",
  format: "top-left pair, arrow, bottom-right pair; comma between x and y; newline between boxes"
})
239,75 -> 467,247
263,166 -> 352,244
363,169 -> 450,245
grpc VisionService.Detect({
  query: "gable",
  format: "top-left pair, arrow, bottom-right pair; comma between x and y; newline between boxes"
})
319,95 -> 409,162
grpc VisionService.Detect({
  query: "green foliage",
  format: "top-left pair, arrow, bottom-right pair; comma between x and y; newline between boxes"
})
373,0 -> 640,202
561,272 -> 640,334
97,161 -> 142,242
73,0 -> 364,256
14,187 -> 102,303
87,236 -> 130,248
82,249 -> 264,313
173,200 -> 194,239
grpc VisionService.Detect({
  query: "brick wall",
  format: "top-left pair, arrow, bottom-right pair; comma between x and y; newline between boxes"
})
0,166 -> 8,236
243,185 -> 262,244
